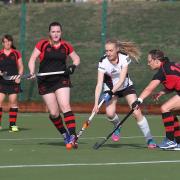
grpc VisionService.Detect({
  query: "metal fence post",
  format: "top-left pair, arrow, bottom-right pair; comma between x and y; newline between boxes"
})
101,0 -> 107,56
19,1 -> 26,101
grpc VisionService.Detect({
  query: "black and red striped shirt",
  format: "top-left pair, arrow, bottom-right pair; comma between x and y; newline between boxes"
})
0,48 -> 21,75
35,39 -> 74,73
152,61 -> 180,92
0,48 -> 22,84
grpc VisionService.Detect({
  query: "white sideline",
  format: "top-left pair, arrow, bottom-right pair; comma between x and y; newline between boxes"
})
0,160 -> 180,169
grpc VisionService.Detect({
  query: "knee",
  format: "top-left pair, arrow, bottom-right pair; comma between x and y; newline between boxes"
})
49,113 -> 59,119
9,100 -> 17,107
60,103 -> 71,113
132,109 -> 143,121
49,109 -> 59,117
107,113 -> 119,122
106,112 -> 115,119
160,104 -> 169,113
10,103 -> 18,107
106,107 -> 116,118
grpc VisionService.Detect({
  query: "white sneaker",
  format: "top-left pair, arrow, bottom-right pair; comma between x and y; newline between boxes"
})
9,125 -> 19,132
173,144 -> 180,151
158,138 -> 177,149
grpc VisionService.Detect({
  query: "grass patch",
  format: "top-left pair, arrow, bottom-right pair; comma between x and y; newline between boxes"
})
0,113 -> 179,180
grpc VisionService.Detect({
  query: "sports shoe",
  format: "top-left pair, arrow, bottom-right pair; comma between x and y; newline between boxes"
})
69,134 -> 78,149
63,132 -> 70,145
9,125 -> 19,132
112,128 -> 121,142
158,138 -> 177,149
147,139 -> 157,149
173,143 -> 180,151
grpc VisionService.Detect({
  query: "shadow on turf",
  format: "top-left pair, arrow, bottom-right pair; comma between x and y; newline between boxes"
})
39,141 -> 87,147
0,127 -> 31,132
102,143 -> 147,149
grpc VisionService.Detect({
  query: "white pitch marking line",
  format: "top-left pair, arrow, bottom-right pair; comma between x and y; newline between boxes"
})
19,113 -> 141,119
0,136 -> 164,141
1,160 -> 180,169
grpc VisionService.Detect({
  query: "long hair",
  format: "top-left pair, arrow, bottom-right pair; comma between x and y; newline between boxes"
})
105,39 -> 141,63
148,49 -> 169,62
2,34 -> 16,49
117,41 -> 141,63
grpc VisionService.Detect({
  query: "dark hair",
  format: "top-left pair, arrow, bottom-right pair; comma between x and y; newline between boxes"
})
48,22 -> 62,32
2,34 -> 16,49
148,49 -> 169,62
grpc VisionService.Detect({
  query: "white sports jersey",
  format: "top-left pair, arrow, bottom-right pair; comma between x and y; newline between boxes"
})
98,53 -> 133,91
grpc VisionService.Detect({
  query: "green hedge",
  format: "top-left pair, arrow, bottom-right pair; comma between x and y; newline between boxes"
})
0,1 -> 180,104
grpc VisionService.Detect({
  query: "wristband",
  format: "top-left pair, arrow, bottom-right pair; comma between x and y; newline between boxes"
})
137,98 -> 143,103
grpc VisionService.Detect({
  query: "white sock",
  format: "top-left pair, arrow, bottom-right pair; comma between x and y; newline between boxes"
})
107,114 -> 121,128
137,116 -> 152,142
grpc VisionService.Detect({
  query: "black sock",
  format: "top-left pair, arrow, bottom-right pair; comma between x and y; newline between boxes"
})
0,107 -> 2,125
174,116 -> 180,144
63,111 -> 76,135
49,114 -> 67,134
162,112 -> 174,141
9,107 -> 18,126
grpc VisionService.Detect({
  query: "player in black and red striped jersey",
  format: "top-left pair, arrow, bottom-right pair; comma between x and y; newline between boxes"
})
28,22 -> 80,150
132,49 -> 180,150
0,34 -> 24,132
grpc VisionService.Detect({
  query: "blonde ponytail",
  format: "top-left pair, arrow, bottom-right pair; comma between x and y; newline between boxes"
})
117,41 -> 141,63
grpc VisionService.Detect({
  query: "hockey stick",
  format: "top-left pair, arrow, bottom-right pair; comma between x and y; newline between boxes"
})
2,73 -> 31,80
2,71 -> 65,80
76,99 -> 105,140
93,108 -> 134,150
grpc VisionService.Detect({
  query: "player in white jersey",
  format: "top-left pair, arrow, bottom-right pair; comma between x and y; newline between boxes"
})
98,53 -> 133,92
93,39 -> 156,149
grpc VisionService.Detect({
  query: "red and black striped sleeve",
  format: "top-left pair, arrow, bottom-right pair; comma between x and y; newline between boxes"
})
61,40 -> 74,55
35,39 -> 49,52
11,49 -> 22,65
14,49 -> 22,59
152,68 -> 165,82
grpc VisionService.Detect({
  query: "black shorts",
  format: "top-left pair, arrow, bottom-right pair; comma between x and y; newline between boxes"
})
0,83 -> 22,94
37,76 -> 72,95
114,85 -> 137,98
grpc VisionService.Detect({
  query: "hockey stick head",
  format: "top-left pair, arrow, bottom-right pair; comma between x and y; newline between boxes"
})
93,142 -> 101,150
2,72 -> 16,80
2,73 -> 32,80
93,139 -> 107,150
2,73 -> 19,80
92,109 -> 134,150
